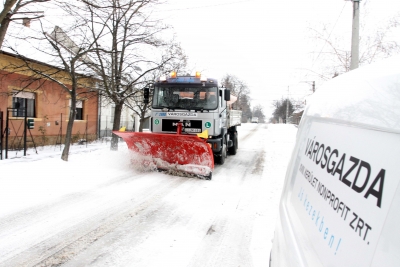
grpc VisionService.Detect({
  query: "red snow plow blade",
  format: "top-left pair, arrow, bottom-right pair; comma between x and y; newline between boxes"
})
113,131 -> 214,179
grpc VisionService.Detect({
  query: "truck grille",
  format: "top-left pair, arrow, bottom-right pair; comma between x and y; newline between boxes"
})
162,119 -> 202,133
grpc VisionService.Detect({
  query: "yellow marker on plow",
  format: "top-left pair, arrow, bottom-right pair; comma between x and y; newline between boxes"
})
197,129 -> 208,139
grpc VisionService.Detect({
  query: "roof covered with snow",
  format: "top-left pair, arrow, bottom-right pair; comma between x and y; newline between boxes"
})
2,17 -> 96,77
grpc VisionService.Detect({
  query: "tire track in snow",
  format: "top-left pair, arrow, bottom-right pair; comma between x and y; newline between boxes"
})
63,125 -> 269,266
186,172 -> 261,267
0,173 -> 135,232
0,173 -> 140,263
186,124 -> 268,266
0,174 -> 188,267
239,123 -> 268,143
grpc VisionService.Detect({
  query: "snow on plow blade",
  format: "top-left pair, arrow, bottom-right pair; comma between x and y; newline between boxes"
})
113,131 -> 214,179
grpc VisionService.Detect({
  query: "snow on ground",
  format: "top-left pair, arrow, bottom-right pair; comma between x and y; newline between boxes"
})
0,123 -> 297,267
0,140 -> 128,217
249,124 -> 298,266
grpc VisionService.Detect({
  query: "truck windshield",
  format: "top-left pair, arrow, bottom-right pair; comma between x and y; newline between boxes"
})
152,86 -> 218,110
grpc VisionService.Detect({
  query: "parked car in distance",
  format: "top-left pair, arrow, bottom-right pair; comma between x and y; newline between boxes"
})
251,117 -> 259,123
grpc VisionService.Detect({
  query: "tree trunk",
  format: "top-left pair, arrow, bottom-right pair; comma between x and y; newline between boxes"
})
61,98 -> 76,161
0,0 -> 17,25
0,15 -> 11,48
138,107 -> 146,132
139,118 -> 144,132
110,102 -> 123,151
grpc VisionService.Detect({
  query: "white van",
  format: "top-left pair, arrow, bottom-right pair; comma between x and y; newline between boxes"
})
270,56 -> 400,267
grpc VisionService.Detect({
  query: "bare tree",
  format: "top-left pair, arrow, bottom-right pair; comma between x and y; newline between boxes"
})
252,104 -> 266,123
124,43 -> 188,132
309,13 -> 400,78
2,8 -> 100,161
56,0 -> 185,150
221,74 -> 251,122
239,94 -> 252,123
390,13 -> 400,28
44,27 -> 100,161
0,0 -> 50,47
2,0 -> 184,157
271,98 -> 294,124
221,74 -> 249,107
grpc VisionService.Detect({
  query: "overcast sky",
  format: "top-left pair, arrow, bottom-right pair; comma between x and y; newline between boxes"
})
155,0 -> 400,116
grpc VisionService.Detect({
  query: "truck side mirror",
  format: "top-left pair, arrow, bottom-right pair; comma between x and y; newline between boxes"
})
144,87 -> 150,104
224,89 -> 231,101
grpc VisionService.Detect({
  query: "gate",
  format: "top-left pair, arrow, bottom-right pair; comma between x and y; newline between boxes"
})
3,105 -> 37,159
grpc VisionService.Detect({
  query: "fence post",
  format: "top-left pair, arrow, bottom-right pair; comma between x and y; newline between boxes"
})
24,99 -> 27,156
5,108 -> 9,159
0,111 -> 3,160
86,114 -> 88,148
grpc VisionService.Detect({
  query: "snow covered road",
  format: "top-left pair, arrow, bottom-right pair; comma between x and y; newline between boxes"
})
0,123 -> 297,267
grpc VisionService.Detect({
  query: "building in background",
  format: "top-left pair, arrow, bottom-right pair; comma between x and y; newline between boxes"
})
0,50 -> 98,148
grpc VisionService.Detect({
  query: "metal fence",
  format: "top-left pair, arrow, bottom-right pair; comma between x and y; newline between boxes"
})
0,113 -> 98,149
98,116 -> 135,138
0,113 -> 145,158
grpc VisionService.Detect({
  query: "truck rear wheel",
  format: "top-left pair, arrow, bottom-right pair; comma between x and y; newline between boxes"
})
228,132 -> 238,155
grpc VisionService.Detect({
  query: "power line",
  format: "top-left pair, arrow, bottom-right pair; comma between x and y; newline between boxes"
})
157,0 -> 257,12
311,2 -> 348,68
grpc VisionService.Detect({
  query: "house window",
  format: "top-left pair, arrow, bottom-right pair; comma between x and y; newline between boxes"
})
76,100 -> 83,120
12,91 -> 35,117
69,99 -> 84,120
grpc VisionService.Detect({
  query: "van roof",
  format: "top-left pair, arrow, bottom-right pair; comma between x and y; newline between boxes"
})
306,56 -> 400,133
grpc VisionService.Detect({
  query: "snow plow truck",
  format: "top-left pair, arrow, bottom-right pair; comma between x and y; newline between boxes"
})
113,72 -> 242,180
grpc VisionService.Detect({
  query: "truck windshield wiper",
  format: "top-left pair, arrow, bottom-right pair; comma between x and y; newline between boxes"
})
156,105 -> 170,109
193,108 -> 211,112
156,105 -> 179,111
156,105 -> 211,112
161,106 -> 188,111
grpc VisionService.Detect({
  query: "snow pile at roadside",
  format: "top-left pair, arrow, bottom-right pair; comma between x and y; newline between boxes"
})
0,141 -> 133,217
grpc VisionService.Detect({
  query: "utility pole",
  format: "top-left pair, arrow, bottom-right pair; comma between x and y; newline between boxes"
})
350,0 -> 361,70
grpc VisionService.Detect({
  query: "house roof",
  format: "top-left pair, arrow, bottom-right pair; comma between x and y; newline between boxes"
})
2,19 -> 96,78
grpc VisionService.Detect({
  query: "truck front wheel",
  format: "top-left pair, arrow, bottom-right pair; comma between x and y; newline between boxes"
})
215,140 -> 227,165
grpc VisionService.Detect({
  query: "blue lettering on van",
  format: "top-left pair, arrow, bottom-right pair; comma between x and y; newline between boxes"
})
304,137 -> 385,208
300,164 -> 350,220
298,187 -> 343,255
299,164 -> 373,244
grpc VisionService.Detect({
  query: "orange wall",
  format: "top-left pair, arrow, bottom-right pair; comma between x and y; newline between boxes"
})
0,63 -> 98,142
